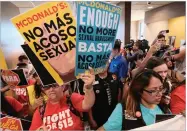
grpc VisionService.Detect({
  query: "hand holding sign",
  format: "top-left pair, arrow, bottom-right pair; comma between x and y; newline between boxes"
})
80,67 -> 95,89
33,97 -> 44,109
8,85 -> 15,90
0,85 -> 15,92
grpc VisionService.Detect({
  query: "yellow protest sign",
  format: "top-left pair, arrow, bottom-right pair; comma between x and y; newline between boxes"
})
0,48 -> 8,69
11,2 -> 76,86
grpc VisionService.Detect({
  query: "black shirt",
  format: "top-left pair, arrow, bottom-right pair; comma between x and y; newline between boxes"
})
92,73 -> 122,127
122,103 -> 171,130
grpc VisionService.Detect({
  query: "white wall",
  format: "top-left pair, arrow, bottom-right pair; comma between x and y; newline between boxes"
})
144,20 -> 168,45
1,5 -> 36,69
131,10 -> 145,21
1,2 -> 25,68
131,21 -> 138,40
19,8 -> 32,14
116,5 -> 146,45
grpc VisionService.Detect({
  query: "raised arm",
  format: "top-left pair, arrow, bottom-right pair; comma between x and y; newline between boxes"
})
81,67 -> 95,110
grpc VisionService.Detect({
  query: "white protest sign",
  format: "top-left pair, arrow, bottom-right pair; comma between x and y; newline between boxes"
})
130,115 -> 185,131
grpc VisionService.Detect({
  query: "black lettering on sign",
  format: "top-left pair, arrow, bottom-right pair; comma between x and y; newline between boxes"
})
39,52 -> 48,61
78,55 -> 93,62
79,25 -> 94,34
45,49 -> 55,59
64,13 -> 73,24
59,30 -> 68,40
56,13 -> 66,29
33,41 -> 44,52
40,38 -> 50,48
44,19 -> 58,34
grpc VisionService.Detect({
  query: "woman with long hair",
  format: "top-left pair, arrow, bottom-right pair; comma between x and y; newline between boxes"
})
27,72 -> 48,111
145,57 -> 185,106
97,69 -> 171,130
145,57 -> 170,93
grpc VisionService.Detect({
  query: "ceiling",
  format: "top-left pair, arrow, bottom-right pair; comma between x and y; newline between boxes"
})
11,1 -> 46,8
131,1 -> 172,10
109,1 -> 172,10
110,1 -> 172,21
11,1 -> 172,21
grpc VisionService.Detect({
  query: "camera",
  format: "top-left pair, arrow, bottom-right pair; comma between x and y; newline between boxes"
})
166,49 -> 180,56
124,44 -> 133,49
137,39 -> 150,53
147,2 -> 151,5
124,39 -> 134,50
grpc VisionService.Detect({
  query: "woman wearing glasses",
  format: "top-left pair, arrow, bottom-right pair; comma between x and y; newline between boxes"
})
97,69 -> 171,131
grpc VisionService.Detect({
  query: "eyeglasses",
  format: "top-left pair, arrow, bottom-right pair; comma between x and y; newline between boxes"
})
143,86 -> 166,96
41,83 -> 60,91
41,83 -> 69,92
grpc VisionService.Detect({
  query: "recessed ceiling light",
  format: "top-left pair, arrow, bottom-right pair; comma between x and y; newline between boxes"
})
148,6 -> 153,9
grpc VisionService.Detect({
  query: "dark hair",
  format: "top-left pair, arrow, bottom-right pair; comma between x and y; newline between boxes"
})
157,34 -> 165,39
34,83 -> 44,98
135,41 -> 142,49
113,39 -> 121,52
163,57 -> 174,70
16,62 -> 28,69
126,69 -> 163,116
32,73 -> 45,98
146,57 -> 171,95
164,57 -> 172,62
145,57 -> 166,69
32,72 -> 38,78
1,93 -> 19,117
18,55 -> 28,62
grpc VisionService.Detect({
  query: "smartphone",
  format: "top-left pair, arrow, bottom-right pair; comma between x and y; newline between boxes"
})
161,30 -> 169,34
169,49 -> 180,55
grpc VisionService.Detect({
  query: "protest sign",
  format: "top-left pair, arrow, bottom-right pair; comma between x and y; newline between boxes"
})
0,47 -> 8,69
0,116 -> 23,131
75,1 -> 121,76
21,44 -> 56,86
130,115 -> 185,131
0,114 -> 31,131
11,2 -> 77,86
1,69 -> 28,86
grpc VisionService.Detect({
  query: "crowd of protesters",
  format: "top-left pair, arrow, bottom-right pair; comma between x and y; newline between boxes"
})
1,31 -> 186,131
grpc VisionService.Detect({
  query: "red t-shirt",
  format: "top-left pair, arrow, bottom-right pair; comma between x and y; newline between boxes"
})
29,93 -> 87,130
13,86 -> 29,117
2,96 -> 23,114
170,84 -> 186,114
